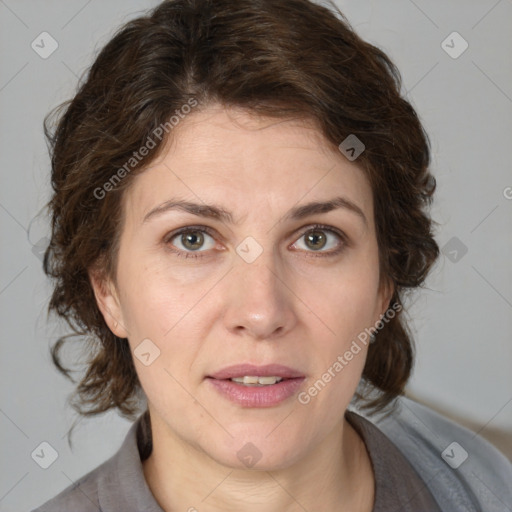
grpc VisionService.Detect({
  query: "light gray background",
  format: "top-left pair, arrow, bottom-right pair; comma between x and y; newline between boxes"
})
1,1 -> 511,510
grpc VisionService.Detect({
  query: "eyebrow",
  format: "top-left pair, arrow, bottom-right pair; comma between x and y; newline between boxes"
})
142,196 -> 368,227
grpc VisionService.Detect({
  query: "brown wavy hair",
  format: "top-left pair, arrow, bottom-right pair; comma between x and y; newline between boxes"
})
43,0 -> 440,432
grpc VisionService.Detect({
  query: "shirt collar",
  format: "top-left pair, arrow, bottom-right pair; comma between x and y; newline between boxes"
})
346,410 -> 442,511
97,410 -> 164,512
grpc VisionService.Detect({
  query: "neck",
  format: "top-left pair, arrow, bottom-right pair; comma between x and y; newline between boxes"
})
142,412 -> 374,512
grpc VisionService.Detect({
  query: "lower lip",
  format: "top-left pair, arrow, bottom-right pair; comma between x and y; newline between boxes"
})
206,378 -> 305,407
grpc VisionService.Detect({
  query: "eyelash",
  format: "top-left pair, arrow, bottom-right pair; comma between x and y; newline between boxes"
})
163,224 -> 348,260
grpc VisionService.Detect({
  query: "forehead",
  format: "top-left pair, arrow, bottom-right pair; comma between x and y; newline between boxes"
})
122,106 -> 374,227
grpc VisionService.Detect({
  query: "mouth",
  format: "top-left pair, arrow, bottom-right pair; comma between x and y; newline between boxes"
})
206,364 -> 305,407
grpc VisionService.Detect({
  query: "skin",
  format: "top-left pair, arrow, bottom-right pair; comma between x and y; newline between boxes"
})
90,105 -> 394,512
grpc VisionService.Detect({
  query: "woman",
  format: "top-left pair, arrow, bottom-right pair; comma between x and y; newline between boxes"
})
33,0 -> 512,511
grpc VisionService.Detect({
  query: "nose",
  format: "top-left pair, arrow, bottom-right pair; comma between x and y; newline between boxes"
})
223,251 -> 298,341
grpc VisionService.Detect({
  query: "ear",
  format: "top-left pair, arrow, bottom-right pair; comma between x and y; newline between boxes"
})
88,268 -> 129,338
376,274 -> 395,319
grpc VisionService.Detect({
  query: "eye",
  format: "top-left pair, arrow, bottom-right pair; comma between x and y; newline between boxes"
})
291,224 -> 346,257
164,223 -> 347,260
165,227 -> 216,258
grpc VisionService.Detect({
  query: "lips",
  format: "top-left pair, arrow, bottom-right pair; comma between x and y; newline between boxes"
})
207,363 -> 305,380
206,364 -> 306,407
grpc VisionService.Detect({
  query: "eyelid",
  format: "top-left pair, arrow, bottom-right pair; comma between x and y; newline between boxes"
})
289,223 -> 348,244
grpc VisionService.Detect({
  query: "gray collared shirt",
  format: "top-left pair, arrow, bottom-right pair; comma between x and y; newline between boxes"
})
31,397 -> 512,511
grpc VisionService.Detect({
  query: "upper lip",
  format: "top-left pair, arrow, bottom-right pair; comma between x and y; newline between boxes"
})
207,364 -> 305,380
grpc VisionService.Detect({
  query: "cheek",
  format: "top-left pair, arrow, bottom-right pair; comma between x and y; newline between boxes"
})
300,253 -> 381,343
297,276 -> 374,421
294,251 -> 380,410
115,249 -> 185,336
116,261 -> 214,386
120,281 -> 177,340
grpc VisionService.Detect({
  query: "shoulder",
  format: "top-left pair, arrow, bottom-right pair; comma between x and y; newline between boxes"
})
30,414 -> 154,512
31,411 -> 163,512
29,458 -> 110,512
30,416 -> 141,512
364,396 -> 512,512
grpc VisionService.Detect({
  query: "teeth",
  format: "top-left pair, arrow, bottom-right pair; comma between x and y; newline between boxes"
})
230,376 -> 283,385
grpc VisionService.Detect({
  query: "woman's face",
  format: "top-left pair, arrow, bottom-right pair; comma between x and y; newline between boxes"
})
92,105 -> 393,470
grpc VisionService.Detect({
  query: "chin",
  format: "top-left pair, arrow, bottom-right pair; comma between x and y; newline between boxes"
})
203,429 -> 307,471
